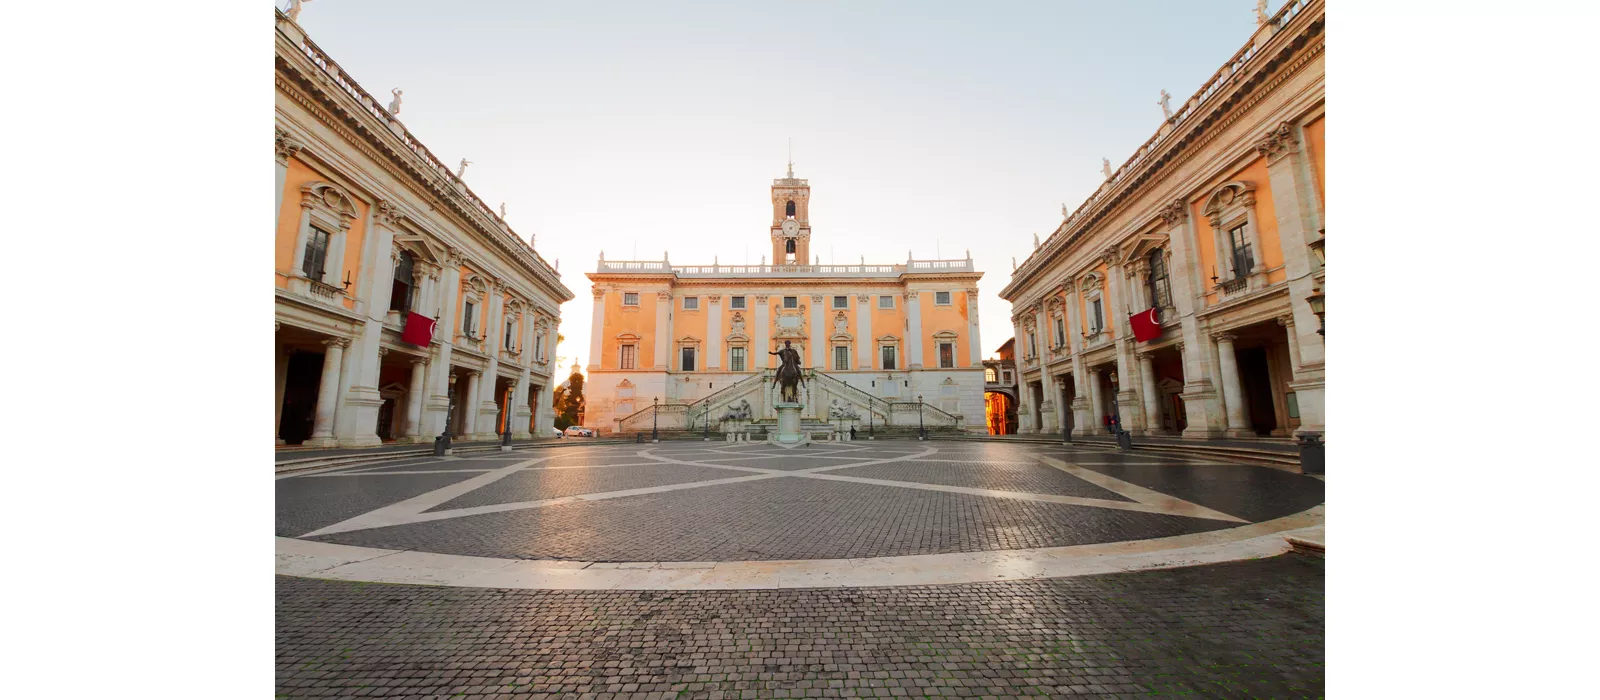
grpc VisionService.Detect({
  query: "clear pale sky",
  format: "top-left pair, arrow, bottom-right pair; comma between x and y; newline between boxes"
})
282,0 -> 1268,372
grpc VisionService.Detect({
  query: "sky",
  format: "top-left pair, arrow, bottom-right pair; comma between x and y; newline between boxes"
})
281,0 -> 1269,373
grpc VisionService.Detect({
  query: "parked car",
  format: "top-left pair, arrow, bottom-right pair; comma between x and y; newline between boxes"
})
552,428 -> 564,438
563,426 -> 595,437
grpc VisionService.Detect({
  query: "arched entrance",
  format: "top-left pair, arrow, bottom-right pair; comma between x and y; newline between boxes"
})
984,390 -> 1017,435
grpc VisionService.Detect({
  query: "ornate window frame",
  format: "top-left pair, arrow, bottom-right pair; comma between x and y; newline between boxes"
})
616,332 -> 641,370
877,334 -> 901,371
291,181 -> 359,290
676,335 -> 702,372
1078,274 -> 1106,341
1202,181 -> 1265,290
933,329 -> 959,369
459,275 -> 488,343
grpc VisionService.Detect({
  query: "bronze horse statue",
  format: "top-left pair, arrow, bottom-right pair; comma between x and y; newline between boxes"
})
769,340 -> 805,404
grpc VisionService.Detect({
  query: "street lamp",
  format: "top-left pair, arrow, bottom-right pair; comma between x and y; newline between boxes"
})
651,396 -> 659,443
1306,290 -> 1325,336
703,400 -> 711,441
1308,235 -> 1325,267
868,400 -> 875,439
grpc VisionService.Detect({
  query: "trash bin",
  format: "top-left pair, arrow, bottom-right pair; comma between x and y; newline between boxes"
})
1298,433 -> 1324,475
1115,430 -> 1133,452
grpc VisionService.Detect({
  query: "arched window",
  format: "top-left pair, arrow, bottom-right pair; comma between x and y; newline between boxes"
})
785,239 -> 796,254
1146,249 -> 1171,309
390,250 -> 415,313
785,200 -> 796,218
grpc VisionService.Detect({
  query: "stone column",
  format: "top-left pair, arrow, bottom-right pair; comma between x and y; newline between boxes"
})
654,291 -> 672,369
707,296 -> 723,369
1011,315 -> 1032,433
334,203 -> 403,447
306,338 -> 349,447
461,370 -> 481,437
1259,123 -> 1325,436
967,289 -> 982,366
906,291 -> 924,369
1064,282 -> 1091,436
856,295 -> 873,369
404,358 -> 427,440
1157,200 -> 1226,438
810,296 -> 825,369
473,283 -> 504,439
1103,253 -> 1145,433
753,296 -> 770,368
1279,315 -> 1302,379
1213,333 -> 1251,437
423,254 -> 462,437
588,288 -> 606,371
1087,367 -> 1104,434
274,129 -> 302,227
1138,352 -> 1164,436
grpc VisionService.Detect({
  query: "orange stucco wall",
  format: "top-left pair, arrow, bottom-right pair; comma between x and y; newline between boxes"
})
919,290 -> 971,369
599,291 -> 661,370
673,293 -> 710,370
1303,116 -> 1325,206
870,293 -> 906,369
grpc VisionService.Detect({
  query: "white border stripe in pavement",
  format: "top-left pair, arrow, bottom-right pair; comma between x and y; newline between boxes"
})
276,506 -> 1322,590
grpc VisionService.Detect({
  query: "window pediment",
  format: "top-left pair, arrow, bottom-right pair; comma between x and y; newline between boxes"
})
1202,181 -> 1257,219
932,330 -> 959,340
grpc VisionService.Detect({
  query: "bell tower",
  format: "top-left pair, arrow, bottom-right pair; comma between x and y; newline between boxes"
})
771,158 -> 811,265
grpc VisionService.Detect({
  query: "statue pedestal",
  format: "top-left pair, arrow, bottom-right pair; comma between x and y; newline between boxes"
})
767,402 -> 809,448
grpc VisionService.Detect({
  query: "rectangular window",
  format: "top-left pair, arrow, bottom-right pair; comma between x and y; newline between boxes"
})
1228,223 -> 1255,274
1091,299 -> 1104,333
462,301 -> 477,337
834,346 -> 850,371
985,367 -> 997,383
730,296 -> 746,309
535,334 -> 545,361
505,319 -> 515,349
939,342 -> 955,368
783,296 -> 798,309
935,291 -> 952,305
1028,332 -> 1037,357
1002,370 -> 1013,384
833,296 -> 848,309
878,295 -> 894,309
683,296 -> 699,310
881,345 -> 897,370
681,347 -> 697,372
623,292 -> 639,306
1054,318 -> 1066,347
619,344 -> 637,369
302,226 -> 331,279
729,347 -> 746,372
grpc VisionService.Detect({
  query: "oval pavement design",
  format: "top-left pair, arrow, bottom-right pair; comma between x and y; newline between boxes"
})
275,441 -> 1325,589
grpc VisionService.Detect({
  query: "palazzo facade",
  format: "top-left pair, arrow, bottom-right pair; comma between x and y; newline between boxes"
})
584,167 -> 986,435
1001,0 -> 1326,440
273,10 -> 573,447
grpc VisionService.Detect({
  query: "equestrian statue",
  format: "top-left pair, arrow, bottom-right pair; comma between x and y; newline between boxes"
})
769,340 -> 806,404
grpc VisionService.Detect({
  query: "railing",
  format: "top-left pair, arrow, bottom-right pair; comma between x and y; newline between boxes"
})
596,259 -> 974,277
1010,0 -> 1318,287
804,371 -> 893,423
307,279 -> 342,303
279,11 -> 562,287
1219,277 -> 1248,296
683,371 -> 775,429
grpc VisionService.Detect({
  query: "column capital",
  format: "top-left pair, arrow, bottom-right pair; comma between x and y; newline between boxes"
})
1276,314 -> 1295,328
1254,121 -> 1300,163
753,295 -> 770,304
275,127 -> 305,165
592,287 -> 606,300
1158,198 -> 1188,227
707,294 -> 722,303
322,337 -> 351,349
443,247 -> 465,267
1099,248 -> 1121,268
467,370 -> 482,379
374,199 -> 406,228
377,347 -> 389,358
1211,331 -> 1236,343
1136,351 -> 1155,362
656,291 -> 673,300
857,294 -> 871,303
410,357 -> 428,366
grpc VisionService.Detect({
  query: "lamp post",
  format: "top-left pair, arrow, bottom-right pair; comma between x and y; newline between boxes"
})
435,396 -> 455,456
917,394 -> 926,441
703,400 -> 711,441
500,388 -> 513,450
651,396 -> 659,443
1306,291 -> 1325,336
868,400 -> 875,439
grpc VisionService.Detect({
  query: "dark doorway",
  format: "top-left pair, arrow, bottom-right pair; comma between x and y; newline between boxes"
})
377,398 -> 397,441
278,351 -> 325,444
1237,347 -> 1278,435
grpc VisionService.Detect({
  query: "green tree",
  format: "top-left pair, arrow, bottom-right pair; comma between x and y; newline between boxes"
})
552,367 -> 584,430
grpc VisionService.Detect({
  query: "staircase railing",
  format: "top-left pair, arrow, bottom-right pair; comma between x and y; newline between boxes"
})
804,370 -> 892,422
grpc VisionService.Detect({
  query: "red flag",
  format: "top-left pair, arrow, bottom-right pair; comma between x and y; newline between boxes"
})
1130,308 -> 1162,342
401,312 -> 437,346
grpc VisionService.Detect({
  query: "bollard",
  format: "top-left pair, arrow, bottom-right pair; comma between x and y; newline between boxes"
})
1115,429 -> 1133,452
1298,432 -> 1324,474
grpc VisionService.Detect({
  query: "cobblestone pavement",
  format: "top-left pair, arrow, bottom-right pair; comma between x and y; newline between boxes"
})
280,442 -> 1323,562
276,553 -> 1325,699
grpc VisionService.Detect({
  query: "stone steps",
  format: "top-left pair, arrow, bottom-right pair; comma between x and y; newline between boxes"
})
273,439 -> 634,475
931,434 -> 1304,470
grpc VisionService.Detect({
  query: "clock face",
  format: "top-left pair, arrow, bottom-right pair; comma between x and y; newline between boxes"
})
781,219 -> 800,235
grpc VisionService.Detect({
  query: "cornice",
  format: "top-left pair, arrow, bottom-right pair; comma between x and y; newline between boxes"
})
274,26 -> 573,305
1001,2 -> 1324,300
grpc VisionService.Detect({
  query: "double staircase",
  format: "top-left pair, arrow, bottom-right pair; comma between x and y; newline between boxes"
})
610,369 -> 967,437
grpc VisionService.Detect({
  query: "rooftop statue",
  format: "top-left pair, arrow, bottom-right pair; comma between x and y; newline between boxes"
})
388,88 -> 403,115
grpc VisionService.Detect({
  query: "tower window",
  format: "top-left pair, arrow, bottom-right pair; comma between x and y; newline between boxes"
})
785,239 -> 796,254
785,200 -> 796,218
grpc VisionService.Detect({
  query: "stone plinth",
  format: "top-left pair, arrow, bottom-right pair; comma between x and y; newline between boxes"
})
767,403 -> 809,447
